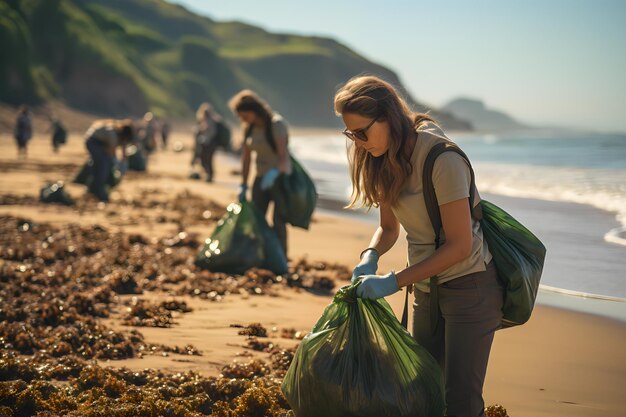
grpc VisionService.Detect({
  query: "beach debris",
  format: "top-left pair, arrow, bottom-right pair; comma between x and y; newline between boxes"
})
0,355 -> 289,416
280,328 -> 307,340
0,214 -> 348,416
121,298 -> 192,328
485,404 -> 510,417
245,338 -> 275,352
237,323 -> 268,338
1,189 -> 226,229
220,359 -> 271,379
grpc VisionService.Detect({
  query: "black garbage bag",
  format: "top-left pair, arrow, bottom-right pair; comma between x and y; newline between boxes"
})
196,200 -> 288,275
73,159 -> 122,188
282,282 -> 445,417
126,144 -> 147,172
272,155 -> 317,229
39,181 -> 74,206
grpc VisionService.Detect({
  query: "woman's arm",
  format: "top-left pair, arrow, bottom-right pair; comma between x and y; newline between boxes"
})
394,197 -> 473,288
241,145 -> 251,186
367,199 -> 401,257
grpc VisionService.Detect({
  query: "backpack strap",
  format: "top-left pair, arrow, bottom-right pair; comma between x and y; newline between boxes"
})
423,142 -> 482,235
421,142 -> 482,334
245,121 -> 279,155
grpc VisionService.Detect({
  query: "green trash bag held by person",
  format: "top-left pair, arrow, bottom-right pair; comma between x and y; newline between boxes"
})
272,155 -> 317,230
196,200 -> 288,275
282,282 -> 445,417
423,142 -> 547,328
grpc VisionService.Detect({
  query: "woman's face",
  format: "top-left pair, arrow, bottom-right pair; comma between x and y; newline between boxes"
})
341,112 -> 390,157
237,111 -> 257,125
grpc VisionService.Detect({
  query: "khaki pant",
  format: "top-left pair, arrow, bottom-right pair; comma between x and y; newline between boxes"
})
413,262 -> 503,417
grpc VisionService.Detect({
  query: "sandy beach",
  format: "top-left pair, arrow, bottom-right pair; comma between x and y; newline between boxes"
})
1,128 -> 625,416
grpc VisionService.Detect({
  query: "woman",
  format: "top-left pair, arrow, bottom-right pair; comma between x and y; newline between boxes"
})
50,116 -> 67,153
191,103 -> 221,182
334,75 -> 501,417
14,105 -> 32,159
84,119 -> 133,202
229,90 -> 291,256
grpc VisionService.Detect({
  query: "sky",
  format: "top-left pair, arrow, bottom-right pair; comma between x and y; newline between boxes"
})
170,0 -> 626,132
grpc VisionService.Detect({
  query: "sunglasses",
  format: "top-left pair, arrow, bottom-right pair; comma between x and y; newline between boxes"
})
342,117 -> 377,142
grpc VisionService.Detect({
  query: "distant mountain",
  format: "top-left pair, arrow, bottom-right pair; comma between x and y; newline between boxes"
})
442,98 -> 527,132
0,0 -> 470,129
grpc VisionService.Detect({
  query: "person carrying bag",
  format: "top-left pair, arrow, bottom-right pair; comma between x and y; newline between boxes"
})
421,142 -> 546,329
333,75 -> 534,417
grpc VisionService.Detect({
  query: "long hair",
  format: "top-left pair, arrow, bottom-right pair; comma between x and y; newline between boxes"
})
196,102 -> 212,123
228,90 -> 276,151
334,75 -> 434,208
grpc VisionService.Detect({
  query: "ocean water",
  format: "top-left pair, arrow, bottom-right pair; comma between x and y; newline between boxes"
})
452,131 -> 626,247
289,130 -> 626,302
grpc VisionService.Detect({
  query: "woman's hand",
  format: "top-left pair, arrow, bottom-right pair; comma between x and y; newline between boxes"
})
351,249 -> 379,283
260,168 -> 279,190
356,272 -> 399,300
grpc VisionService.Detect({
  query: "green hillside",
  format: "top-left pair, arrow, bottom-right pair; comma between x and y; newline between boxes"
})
0,0 -> 471,129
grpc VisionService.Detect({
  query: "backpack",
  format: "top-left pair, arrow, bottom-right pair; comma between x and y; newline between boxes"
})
420,142 -> 547,329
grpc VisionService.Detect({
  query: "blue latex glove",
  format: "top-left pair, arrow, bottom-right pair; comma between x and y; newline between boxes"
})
260,168 -> 279,190
351,249 -> 379,283
238,184 -> 248,202
356,271 -> 400,300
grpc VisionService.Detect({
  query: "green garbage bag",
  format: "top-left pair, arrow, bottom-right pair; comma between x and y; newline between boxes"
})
273,155 -> 317,229
126,144 -> 147,172
73,159 -> 121,188
215,120 -> 232,152
196,200 -> 288,275
40,181 -> 74,206
479,200 -> 546,327
282,282 -> 445,417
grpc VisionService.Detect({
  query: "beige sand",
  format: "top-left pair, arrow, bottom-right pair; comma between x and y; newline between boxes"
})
1,129 -> 625,416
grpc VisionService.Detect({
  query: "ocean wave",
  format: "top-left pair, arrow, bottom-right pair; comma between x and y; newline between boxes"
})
605,227 -> 626,247
473,162 -> 626,247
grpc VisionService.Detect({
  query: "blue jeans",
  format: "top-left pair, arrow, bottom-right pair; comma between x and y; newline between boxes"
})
86,136 -> 112,202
